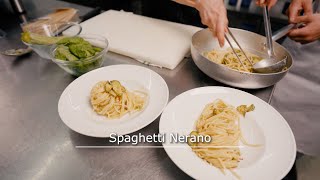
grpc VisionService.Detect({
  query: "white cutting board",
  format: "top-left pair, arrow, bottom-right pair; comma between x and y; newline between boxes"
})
76,10 -> 202,70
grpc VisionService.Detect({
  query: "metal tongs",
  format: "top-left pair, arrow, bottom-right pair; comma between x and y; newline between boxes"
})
224,27 -> 253,72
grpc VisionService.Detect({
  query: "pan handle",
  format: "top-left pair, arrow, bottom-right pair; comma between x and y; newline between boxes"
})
272,0 -> 316,41
272,24 -> 294,41
272,23 -> 304,41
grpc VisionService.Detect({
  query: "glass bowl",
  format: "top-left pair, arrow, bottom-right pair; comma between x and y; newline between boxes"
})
22,22 -> 82,59
50,34 -> 109,76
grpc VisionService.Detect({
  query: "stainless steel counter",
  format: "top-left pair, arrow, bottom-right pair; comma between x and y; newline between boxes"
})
0,1 -> 275,180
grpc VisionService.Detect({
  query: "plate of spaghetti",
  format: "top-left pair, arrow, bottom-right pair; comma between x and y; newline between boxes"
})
58,64 -> 169,137
159,87 -> 296,180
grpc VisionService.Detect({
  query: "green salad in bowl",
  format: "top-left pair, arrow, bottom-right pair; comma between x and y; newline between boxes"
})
50,35 -> 108,76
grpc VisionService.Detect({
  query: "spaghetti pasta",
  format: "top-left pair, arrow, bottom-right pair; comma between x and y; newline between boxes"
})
204,48 -> 262,72
189,99 -> 256,179
90,80 -> 147,119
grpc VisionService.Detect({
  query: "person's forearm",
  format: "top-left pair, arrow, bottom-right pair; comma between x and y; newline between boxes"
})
174,0 -> 228,46
172,0 -> 197,8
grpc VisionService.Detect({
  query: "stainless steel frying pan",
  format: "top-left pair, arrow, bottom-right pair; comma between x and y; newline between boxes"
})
191,27 -> 293,89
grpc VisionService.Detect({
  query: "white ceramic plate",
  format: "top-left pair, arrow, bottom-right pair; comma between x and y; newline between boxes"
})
58,64 -> 169,137
159,87 -> 296,180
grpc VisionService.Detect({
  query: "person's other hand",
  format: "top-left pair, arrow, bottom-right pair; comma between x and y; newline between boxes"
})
288,0 -> 313,23
195,0 -> 228,47
288,14 -> 320,43
255,0 -> 278,9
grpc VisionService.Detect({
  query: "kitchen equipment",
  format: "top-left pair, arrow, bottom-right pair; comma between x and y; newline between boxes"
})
22,22 -> 82,59
72,10 -> 202,70
9,0 -> 26,14
253,6 -> 287,73
50,34 -> 108,76
1,47 -> 32,56
160,86 -> 296,180
58,64 -> 169,137
191,27 -> 293,89
225,27 -> 254,72
21,8 -> 79,33
12,8 -> 98,58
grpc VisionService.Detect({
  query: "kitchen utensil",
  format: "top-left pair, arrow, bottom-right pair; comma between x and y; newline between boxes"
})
58,64 -> 169,137
1,47 -> 32,56
253,6 -> 287,73
160,86 -> 296,180
225,27 -> 254,72
191,27 -> 293,89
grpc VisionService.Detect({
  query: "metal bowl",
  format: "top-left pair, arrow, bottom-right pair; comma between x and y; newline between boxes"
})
191,28 -> 293,89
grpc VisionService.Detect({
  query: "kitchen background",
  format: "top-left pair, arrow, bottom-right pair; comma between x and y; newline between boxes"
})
0,0 -> 319,179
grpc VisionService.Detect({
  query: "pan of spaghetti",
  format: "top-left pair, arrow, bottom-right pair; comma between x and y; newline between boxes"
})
159,87 -> 296,180
191,28 -> 293,89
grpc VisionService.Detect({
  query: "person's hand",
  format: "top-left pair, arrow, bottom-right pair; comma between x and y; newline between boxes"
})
194,0 -> 228,47
288,0 -> 313,23
288,14 -> 320,43
255,0 -> 278,9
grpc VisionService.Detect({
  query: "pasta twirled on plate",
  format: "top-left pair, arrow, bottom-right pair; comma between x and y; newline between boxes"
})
90,80 -> 147,119
188,99 -> 257,179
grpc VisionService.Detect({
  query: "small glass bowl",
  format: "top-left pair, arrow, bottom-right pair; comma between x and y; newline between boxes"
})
50,34 -> 109,76
22,22 -> 82,59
